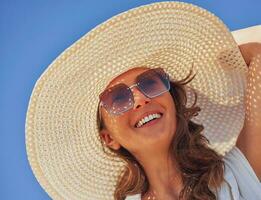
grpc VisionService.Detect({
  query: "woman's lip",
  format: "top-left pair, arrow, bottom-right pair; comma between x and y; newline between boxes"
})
135,113 -> 163,128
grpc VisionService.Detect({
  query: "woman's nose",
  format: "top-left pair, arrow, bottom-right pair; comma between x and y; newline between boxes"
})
131,87 -> 151,109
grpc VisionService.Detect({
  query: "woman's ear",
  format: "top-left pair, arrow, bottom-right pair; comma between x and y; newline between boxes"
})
99,129 -> 121,150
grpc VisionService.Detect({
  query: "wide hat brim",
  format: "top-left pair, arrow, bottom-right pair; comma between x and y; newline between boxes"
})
25,1 -> 248,200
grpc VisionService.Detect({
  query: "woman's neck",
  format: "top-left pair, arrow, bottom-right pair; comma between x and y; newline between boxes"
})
138,152 -> 184,199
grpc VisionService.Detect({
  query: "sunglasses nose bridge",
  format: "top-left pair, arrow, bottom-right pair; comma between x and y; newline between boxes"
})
130,85 -> 151,109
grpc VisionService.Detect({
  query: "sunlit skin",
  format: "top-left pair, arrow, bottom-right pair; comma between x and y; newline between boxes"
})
99,67 -> 183,199
237,42 -> 261,180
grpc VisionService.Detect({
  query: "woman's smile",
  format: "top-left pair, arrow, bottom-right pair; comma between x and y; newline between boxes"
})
135,113 -> 163,129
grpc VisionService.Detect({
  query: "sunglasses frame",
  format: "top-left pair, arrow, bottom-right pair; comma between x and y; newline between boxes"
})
99,67 -> 170,116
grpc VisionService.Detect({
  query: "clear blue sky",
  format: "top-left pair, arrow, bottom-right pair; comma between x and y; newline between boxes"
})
0,0 -> 260,199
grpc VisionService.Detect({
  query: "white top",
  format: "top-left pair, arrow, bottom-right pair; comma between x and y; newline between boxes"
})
125,146 -> 261,200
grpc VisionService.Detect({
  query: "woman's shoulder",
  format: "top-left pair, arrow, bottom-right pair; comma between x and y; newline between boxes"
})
222,145 -> 260,183
215,145 -> 261,199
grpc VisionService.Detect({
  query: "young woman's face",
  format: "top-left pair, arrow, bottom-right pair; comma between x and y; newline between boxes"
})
99,67 -> 177,157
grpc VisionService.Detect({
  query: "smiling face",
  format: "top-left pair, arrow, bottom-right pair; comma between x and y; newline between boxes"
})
99,67 -> 177,159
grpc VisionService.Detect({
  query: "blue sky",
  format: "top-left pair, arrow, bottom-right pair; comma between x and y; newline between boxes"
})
0,0 -> 260,199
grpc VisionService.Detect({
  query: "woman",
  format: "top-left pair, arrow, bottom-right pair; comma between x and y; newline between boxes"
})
97,43 -> 261,200
25,2 -> 261,200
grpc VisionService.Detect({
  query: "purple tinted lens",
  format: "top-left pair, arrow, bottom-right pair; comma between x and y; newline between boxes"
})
100,83 -> 133,115
137,68 -> 170,98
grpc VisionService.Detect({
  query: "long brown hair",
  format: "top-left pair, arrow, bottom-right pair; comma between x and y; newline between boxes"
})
97,68 -> 225,200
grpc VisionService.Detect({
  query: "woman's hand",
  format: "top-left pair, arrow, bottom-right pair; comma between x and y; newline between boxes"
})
238,42 -> 261,66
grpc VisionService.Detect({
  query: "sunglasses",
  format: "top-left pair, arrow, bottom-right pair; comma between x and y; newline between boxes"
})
99,67 -> 170,116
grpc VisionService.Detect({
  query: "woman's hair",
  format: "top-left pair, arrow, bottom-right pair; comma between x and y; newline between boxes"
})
97,68 -> 225,200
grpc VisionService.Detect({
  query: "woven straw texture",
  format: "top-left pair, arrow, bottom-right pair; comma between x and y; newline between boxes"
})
25,1 -> 248,200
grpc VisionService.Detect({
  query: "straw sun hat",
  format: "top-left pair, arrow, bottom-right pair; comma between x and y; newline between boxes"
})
25,1 -> 248,200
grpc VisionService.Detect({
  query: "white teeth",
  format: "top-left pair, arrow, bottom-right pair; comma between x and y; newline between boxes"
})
136,113 -> 161,128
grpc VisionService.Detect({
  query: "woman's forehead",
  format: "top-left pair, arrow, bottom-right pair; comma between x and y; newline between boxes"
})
105,66 -> 150,89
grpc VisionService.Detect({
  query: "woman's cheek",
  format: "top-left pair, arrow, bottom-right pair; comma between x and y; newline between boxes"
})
107,115 -> 128,136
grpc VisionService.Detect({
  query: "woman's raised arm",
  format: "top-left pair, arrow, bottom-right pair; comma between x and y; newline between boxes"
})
236,42 -> 261,180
